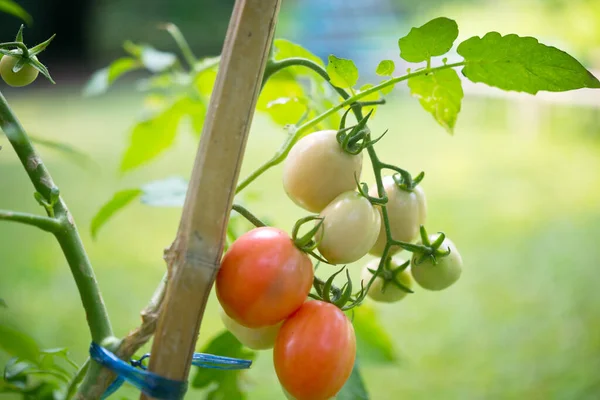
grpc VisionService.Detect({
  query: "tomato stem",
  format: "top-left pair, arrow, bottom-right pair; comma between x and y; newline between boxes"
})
231,203 -> 266,228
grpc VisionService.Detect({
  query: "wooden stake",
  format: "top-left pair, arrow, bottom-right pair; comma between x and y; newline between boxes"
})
141,0 -> 281,397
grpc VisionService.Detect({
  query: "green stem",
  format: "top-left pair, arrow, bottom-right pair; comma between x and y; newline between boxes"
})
65,359 -> 90,400
0,90 -> 113,394
231,203 -> 266,227
162,23 -> 197,69
237,60 -> 466,193
0,209 -> 61,232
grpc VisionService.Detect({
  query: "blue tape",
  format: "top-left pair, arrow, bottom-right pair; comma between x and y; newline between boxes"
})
90,342 -> 253,399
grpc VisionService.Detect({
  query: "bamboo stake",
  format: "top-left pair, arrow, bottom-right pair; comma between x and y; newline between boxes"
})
141,0 -> 281,398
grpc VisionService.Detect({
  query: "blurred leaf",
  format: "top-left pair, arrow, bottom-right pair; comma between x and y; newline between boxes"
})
0,298 -> 6,308
352,304 -> 396,364
327,55 -> 359,89
140,46 -> 177,73
29,135 -> 91,168
91,189 -> 142,239
83,57 -> 142,96
140,176 -> 188,207
336,357 -> 369,400
0,0 -> 32,26
457,32 -> 600,94
82,68 -> 109,97
194,68 -> 218,98
376,60 -> 395,77
257,76 -> 306,126
192,331 -> 255,400
40,348 -> 78,370
398,17 -> 459,63
107,57 -> 142,84
0,324 -> 40,363
357,84 -> 381,118
379,79 -> 395,95
120,100 -> 186,171
178,97 -> 206,137
408,68 -> 463,134
273,39 -> 324,74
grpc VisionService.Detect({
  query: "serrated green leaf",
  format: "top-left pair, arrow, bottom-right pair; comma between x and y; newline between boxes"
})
120,100 -> 187,171
192,331 -> 255,400
408,68 -> 463,134
0,0 -> 32,26
398,17 -> 459,63
376,60 -> 395,76
327,55 -> 359,89
0,324 -> 40,363
457,32 -> 600,94
336,357 -> 369,400
273,39 -> 324,67
140,46 -> 177,73
91,189 -> 142,239
352,304 -> 396,364
140,176 -> 188,207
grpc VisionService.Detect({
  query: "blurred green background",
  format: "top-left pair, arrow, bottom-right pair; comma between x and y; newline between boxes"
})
1,0 -> 600,399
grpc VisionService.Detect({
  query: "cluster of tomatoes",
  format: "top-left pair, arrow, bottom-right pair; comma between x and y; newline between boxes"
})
216,129 -> 463,399
0,55 -> 39,87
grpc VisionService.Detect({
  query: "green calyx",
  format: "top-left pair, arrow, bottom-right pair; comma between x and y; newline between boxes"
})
411,225 -> 451,266
310,266 -> 355,309
0,25 -> 56,84
368,258 -> 413,294
291,215 -> 329,263
392,171 -> 425,192
336,108 -> 380,155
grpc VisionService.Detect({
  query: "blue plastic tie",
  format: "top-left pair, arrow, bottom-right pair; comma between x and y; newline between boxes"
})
90,342 -> 252,399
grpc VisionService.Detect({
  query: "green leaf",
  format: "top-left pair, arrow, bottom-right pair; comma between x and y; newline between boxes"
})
273,39 -> 324,67
408,68 -> 463,134
120,100 -> 186,171
379,79 -> 395,95
82,68 -> 109,97
376,60 -> 395,76
257,75 -> 307,126
352,304 -> 396,364
0,324 -> 40,363
327,55 -> 359,89
0,0 -> 32,26
140,177 -> 188,207
83,58 -> 142,96
90,189 -> 142,239
0,298 -> 6,308
192,330 -> 255,400
398,17 -> 459,63
336,357 -> 369,400
457,32 -> 600,94
140,46 -> 177,73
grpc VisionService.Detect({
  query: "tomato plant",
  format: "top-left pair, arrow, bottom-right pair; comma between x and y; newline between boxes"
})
274,300 -> 356,400
0,5 -> 599,400
216,226 -> 314,328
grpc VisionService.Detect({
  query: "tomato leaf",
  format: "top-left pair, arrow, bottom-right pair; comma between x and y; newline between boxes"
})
408,68 -> 463,134
327,55 -> 359,89
140,176 -> 188,207
398,17 -> 459,63
0,0 -> 32,26
336,357 -> 369,400
257,74 -> 307,126
457,32 -> 600,94
83,58 -> 142,96
120,100 -> 186,171
191,330 -> 256,400
0,324 -> 40,363
273,39 -> 324,68
376,60 -> 395,77
140,46 -> 177,73
352,304 -> 397,364
90,189 -> 142,239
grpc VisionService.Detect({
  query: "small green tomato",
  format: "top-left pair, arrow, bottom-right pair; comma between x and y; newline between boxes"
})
219,306 -> 281,350
0,55 -> 39,87
411,234 -> 462,291
361,257 -> 413,303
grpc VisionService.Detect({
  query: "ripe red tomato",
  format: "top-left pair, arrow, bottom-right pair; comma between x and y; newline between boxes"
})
216,227 -> 313,328
274,301 -> 356,400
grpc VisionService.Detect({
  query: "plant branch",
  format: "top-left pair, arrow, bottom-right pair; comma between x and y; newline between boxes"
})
0,90 -> 113,396
231,204 -> 266,227
0,209 -> 61,232
236,60 -> 466,193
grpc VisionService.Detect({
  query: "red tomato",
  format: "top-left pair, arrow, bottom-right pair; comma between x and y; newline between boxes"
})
216,227 -> 313,328
274,301 -> 356,400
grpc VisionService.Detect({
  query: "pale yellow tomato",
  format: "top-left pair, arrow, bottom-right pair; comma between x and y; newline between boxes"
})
368,176 -> 426,256
411,234 -> 462,291
219,306 -> 281,350
316,191 -> 381,264
283,130 -> 363,213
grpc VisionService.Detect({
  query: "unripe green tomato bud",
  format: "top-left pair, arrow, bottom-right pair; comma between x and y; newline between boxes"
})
0,55 -> 39,87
